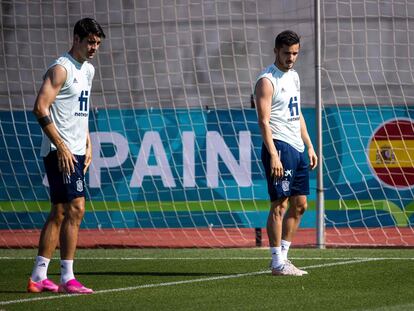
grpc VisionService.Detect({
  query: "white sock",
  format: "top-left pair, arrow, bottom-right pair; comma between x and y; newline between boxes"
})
31,256 -> 50,282
281,239 -> 291,262
60,259 -> 75,284
270,246 -> 284,270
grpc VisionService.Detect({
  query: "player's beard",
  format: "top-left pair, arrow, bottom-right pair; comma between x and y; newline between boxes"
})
276,57 -> 293,72
87,51 -> 96,59
284,61 -> 294,69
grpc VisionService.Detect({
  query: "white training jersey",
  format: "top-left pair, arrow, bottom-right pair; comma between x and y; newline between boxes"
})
40,52 -> 94,157
254,63 -> 304,152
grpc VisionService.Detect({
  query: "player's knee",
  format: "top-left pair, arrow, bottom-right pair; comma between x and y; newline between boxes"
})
49,210 -> 64,226
66,203 -> 85,222
49,204 -> 65,226
290,196 -> 308,216
270,209 -> 283,221
270,200 -> 288,219
295,201 -> 307,215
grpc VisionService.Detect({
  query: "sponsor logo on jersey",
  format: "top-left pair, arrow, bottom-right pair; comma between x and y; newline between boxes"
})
74,112 -> 89,117
287,116 -> 300,122
288,96 -> 299,122
367,118 -> 414,189
73,78 -> 78,83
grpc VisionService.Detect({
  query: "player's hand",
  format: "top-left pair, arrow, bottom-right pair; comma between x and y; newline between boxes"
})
271,155 -> 284,180
57,142 -> 77,175
84,142 -> 92,174
308,147 -> 318,170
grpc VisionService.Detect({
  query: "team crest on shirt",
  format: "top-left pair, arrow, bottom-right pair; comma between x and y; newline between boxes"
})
282,180 -> 290,192
76,179 -> 83,192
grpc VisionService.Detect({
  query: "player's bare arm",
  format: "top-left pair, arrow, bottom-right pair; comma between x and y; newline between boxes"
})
84,131 -> 92,174
33,65 -> 77,175
299,113 -> 317,170
255,78 -> 284,179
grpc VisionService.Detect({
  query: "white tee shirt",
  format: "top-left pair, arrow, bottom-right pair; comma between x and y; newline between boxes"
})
40,52 -> 94,156
255,64 -> 304,152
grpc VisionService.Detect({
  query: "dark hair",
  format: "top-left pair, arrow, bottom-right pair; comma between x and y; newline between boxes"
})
73,18 -> 106,41
275,30 -> 300,49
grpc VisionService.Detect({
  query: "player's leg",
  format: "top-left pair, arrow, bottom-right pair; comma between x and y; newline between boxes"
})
281,149 -> 309,248
282,195 -> 307,241
262,140 -> 303,276
57,154 -> 93,294
58,196 -> 93,293
28,152 -> 65,293
268,197 -> 305,276
280,148 -> 310,275
37,203 -> 65,259
59,197 -> 85,261
282,195 -> 307,260
58,198 -> 93,294
280,195 -> 308,275
27,205 -> 64,293
267,198 -> 288,270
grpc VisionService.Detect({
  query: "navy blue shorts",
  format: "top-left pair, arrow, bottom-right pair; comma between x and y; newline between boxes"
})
43,151 -> 86,204
261,140 -> 309,202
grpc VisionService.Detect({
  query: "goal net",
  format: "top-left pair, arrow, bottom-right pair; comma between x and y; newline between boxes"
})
0,0 -> 413,248
0,0 -> 317,248
321,0 -> 414,246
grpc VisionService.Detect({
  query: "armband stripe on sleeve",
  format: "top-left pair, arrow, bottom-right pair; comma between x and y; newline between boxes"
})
38,115 -> 53,129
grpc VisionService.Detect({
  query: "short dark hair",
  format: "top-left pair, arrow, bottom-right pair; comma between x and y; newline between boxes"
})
73,18 -> 106,41
275,30 -> 300,49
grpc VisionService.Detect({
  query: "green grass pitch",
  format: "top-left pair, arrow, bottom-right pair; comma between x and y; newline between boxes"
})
1,248 -> 414,310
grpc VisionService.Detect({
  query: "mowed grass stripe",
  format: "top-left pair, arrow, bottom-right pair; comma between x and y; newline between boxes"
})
0,258 -> 376,306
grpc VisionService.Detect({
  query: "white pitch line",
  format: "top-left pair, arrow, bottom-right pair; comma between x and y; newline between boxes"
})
0,257 -> 407,261
0,258 -> 378,306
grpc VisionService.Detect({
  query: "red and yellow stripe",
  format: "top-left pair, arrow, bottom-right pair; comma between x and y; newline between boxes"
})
368,139 -> 414,169
368,119 -> 414,187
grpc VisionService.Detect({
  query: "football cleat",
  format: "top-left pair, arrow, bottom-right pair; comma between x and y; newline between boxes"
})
285,260 -> 308,275
58,279 -> 94,294
27,278 -> 59,293
271,263 -> 303,276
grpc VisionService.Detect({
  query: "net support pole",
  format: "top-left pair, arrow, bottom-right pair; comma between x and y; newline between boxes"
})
315,0 -> 325,248
255,227 -> 262,247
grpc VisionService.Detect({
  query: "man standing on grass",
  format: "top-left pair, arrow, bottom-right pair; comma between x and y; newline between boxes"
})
254,30 -> 317,276
28,18 -> 105,294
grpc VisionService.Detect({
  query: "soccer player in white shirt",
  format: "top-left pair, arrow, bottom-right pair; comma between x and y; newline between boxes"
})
28,18 -> 105,294
254,30 -> 318,276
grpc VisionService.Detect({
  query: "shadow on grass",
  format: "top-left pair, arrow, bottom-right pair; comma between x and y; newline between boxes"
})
0,272 -> 224,294
0,290 -> 31,294
49,271 -> 224,277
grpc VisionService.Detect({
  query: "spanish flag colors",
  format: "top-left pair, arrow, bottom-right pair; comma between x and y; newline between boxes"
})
368,119 -> 414,188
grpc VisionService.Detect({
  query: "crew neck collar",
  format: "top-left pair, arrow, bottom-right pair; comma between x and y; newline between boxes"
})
65,52 -> 84,69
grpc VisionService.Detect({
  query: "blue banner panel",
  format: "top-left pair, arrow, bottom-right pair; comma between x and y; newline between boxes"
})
1,107 -> 413,229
